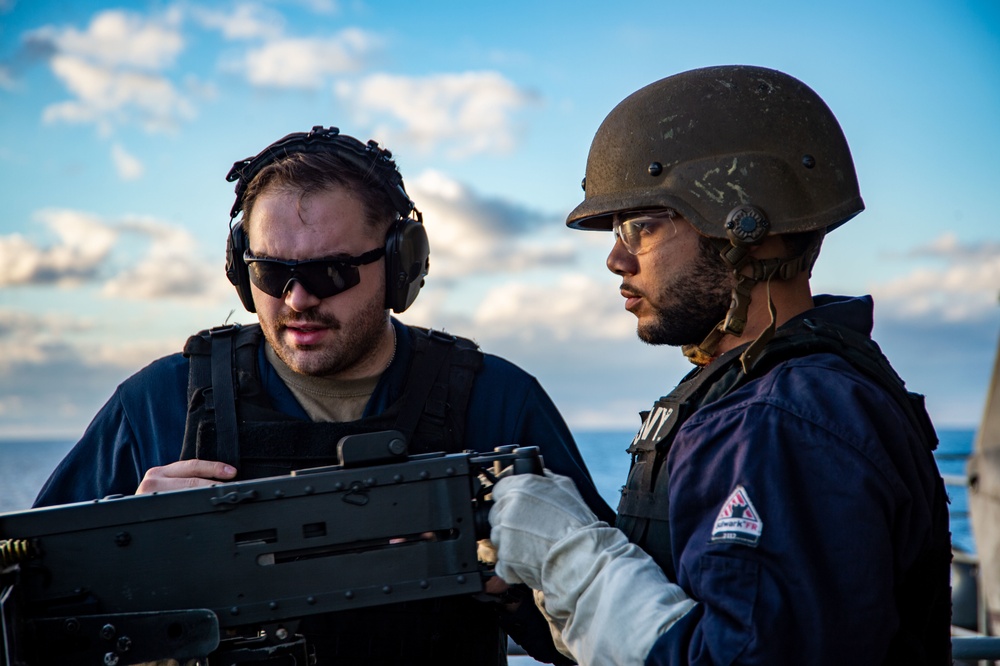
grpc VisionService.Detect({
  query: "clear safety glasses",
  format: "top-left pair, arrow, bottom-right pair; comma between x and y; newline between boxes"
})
243,248 -> 385,299
611,210 -> 678,255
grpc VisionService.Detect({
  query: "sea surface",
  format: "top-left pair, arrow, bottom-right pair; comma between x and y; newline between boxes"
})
0,429 -> 978,665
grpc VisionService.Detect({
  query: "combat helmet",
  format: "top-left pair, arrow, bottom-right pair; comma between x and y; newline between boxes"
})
568,64 -> 863,237
569,65 -> 865,367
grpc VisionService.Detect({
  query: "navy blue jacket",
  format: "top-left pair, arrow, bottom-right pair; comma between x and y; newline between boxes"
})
645,296 -> 948,665
35,317 -> 613,524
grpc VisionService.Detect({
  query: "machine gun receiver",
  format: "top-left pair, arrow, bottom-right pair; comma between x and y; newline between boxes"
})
0,432 -> 542,665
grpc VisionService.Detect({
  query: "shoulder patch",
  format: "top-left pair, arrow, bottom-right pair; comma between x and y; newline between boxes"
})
710,485 -> 763,547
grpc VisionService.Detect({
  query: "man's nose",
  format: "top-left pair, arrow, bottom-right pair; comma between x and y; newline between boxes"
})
284,280 -> 322,311
607,236 -> 638,276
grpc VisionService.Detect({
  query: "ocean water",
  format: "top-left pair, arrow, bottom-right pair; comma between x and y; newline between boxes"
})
0,438 -> 76,513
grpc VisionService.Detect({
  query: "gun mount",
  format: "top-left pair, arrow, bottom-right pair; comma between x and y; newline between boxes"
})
0,432 -> 543,665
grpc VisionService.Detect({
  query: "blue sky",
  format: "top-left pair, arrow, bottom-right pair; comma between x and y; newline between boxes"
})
0,0 -> 998,439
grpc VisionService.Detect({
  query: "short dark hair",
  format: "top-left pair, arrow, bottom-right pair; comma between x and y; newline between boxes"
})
781,229 -> 825,258
696,228 -> 825,276
241,150 -> 398,237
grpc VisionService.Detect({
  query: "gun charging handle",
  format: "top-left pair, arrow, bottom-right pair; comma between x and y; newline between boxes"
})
474,445 -> 543,540
491,445 -> 544,477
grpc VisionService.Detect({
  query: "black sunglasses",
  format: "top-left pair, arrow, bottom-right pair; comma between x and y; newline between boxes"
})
243,248 -> 385,300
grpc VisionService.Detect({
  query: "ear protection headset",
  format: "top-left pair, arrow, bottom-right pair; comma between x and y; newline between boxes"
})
224,126 -> 429,314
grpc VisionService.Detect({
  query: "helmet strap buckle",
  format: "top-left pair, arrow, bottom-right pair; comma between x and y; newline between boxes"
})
682,326 -> 726,366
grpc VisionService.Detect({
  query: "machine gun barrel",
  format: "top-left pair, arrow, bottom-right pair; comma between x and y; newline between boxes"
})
0,432 -> 542,665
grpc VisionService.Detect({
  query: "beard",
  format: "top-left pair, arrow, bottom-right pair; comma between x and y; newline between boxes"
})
265,294 -> 390,378
637,239 -> 733,347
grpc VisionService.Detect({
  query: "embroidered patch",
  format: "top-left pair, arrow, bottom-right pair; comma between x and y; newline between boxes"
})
710,485 -> 763,546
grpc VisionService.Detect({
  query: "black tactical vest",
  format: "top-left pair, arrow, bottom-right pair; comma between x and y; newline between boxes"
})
616,317 -> 952,664
179,323 -> 508,666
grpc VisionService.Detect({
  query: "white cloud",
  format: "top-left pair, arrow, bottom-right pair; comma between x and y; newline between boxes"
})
290,0 -> 339,14
242,30 -> 380,88
28,9 -> 193,133
90,338 -> 187,369
111,143 -> 144,180
872,233 -> 1000,322
408,170 -> 576,280
101,217 -> 229,301
190,3 -> 285,41
0,309 -> 96,370
471,274 -> 634,343
31,9 -> 184,70
43,54 -> 195,133
336,71 -> 538,157
0,64 -> 14,90
182,74 -> 218,101
0,209 -> 230,303
0,210 -> 117,286
905,232 -> 1000,264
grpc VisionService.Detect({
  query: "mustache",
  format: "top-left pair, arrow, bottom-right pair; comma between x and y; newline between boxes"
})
278,310 -> 341,329
620,282 -> 644,298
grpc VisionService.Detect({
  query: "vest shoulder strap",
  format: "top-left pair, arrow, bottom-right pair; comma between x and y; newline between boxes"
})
745,318 -> 938,450
180,323 -> 263,466
397,327 -> 484,452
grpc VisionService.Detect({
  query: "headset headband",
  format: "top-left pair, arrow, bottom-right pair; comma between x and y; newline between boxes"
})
224,126 -> 429,314
225,126 -> 419,222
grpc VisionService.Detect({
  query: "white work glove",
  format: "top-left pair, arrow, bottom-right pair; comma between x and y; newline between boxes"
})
490,471 -> 697,665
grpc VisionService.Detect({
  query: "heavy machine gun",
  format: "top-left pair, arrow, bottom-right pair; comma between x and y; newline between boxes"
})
0,431 -> 543,665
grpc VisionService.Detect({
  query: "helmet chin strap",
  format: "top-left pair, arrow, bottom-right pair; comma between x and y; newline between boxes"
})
682,237 -> 819,371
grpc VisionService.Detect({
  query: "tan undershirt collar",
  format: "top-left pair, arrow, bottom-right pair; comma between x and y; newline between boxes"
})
265,344 -> 379,423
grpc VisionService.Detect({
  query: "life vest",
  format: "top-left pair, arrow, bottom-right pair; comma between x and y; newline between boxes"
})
179,323 -> 507,666
616,316 -> 952,664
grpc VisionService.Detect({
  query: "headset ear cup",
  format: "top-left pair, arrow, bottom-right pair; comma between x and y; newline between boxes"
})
384,218 -> 430,313
226,220 -> 257,313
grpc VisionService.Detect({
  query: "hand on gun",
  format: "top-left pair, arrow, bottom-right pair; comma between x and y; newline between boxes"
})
136,459 -> 238,494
